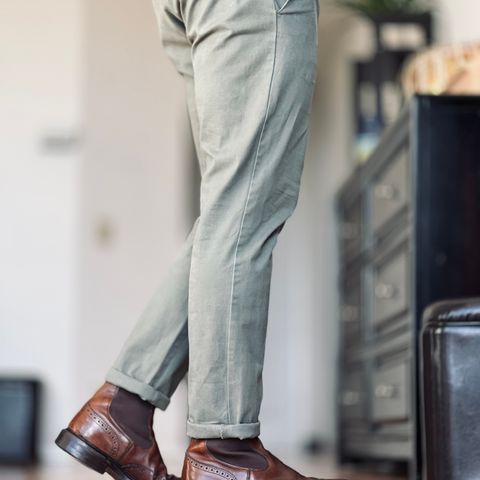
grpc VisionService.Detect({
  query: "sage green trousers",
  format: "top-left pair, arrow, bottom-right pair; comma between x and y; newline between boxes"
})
106,0 -> 319,439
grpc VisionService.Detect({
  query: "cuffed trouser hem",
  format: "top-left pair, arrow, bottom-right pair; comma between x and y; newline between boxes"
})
186,420 -> 260,439
105,368 -> 171,410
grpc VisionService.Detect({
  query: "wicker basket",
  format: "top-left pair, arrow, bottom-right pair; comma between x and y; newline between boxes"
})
401,40 -> 480,96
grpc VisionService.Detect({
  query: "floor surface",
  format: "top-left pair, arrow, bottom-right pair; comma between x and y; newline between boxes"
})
0,454 -> 407,480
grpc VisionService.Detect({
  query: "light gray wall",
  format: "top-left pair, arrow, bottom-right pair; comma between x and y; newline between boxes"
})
0,0 -> 84,463
436,0 -> 480,42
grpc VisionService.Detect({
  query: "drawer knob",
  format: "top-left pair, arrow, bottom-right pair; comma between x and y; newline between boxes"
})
341,305 -> 359,322
374,184 -> 397,200
374,384 -> 399,399
374,283 -> 397,299
342,391 -> 360,406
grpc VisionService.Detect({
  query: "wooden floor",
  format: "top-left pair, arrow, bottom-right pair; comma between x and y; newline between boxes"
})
0,454 -> 407,480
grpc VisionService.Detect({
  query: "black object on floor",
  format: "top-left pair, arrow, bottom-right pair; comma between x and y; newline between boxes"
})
0,377 -> 41,465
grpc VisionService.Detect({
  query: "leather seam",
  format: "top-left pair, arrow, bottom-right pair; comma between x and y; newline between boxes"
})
85,404 -> 120,458
187,455 -> 239,480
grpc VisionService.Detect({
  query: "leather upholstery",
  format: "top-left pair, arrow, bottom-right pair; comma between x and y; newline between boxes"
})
423,298 -> 480,324
421,298 -> 480,480
68,382 -> 169,480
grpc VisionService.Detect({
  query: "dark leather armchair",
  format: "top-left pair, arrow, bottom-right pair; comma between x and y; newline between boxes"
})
421,299 -> 480,480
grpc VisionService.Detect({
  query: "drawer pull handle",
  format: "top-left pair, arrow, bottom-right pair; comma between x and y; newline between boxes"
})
374,184 -> 397,200
375,384 -> 399,399
342,391 -> 360,406
341,305 -> 359,322
374,283 -> 396,299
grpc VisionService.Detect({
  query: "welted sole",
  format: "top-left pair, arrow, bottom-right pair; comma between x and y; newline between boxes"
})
55,428 -> 132,480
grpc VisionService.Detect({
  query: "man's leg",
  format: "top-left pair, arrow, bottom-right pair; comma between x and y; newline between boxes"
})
183,0 -> 319,439
180,3 -> 344,480
55,5 -> 201,478
105,217 -> 196,409
105,0 -> 204,410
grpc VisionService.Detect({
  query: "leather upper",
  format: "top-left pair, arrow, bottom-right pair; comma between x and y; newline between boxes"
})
69,382 -> 168,480
183,438 -> 339,480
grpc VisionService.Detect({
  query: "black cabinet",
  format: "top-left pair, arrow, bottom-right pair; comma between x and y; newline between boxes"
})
336,95 -> 480,479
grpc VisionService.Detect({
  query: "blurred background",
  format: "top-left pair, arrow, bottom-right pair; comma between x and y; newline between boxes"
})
1,0 -> 479,478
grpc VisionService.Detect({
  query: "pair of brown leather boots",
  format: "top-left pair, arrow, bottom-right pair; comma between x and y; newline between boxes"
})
56,383 -> 341,480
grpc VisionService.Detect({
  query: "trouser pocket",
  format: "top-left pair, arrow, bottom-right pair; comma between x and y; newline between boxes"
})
273,0 -> 317,14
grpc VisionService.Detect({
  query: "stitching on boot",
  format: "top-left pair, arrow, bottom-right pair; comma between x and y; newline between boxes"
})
86,404 -> 120,457
187,456 -> 238,480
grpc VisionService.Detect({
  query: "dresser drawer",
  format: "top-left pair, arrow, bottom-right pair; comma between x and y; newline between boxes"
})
372,148 -> 409,233
341,273 -> 362,345
339,197 -> 363,257
372,359 -> 410,423
373,246 -> 410,325
340,369 -> 365,421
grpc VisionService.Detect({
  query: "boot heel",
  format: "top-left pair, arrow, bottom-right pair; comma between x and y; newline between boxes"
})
55,428 -> 108,474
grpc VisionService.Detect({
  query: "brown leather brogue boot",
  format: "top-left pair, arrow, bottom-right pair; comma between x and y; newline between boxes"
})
182,438 -> 345,480
56,382 -> 176,480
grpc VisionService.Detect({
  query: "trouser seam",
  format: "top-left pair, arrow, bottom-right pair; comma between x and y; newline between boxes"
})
150,321 -> 189,397
225,13 -> 279,425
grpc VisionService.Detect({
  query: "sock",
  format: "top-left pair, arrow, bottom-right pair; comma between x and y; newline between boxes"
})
110,386 -> 155,448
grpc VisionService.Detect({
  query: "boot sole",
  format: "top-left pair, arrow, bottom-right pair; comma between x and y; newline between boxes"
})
55,428 -> 132,480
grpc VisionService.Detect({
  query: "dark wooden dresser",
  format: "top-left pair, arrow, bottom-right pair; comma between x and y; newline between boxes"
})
336,95 -> 480,479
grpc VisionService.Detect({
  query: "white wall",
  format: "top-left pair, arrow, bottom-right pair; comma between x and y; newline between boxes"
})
437,0 -> 480,43
0,0 -> 84,463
